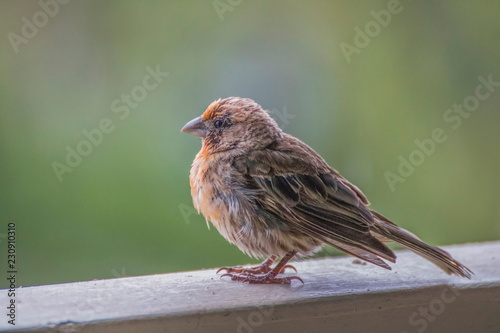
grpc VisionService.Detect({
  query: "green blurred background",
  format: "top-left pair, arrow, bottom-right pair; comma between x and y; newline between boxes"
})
1,1 -> 499,287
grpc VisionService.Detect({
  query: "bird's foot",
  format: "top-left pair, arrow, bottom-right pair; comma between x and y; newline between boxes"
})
220,271 -> 303,285
216,263 -> 296,275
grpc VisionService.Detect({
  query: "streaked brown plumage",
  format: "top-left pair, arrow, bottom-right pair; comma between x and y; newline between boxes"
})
181,97 -> 472,284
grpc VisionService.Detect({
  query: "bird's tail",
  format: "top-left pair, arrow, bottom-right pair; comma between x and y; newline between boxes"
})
370,211 -> 473,279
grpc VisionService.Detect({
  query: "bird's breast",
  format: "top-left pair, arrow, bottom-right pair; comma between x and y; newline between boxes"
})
189,155 -> 237,229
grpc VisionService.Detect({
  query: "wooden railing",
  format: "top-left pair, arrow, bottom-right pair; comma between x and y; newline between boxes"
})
2,241 -> 499,333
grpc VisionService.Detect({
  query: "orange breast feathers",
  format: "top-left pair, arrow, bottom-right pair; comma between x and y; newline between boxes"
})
189,154 -> 226,229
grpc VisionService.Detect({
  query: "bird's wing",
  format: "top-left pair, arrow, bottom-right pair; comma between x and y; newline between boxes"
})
233,136 -> 396,268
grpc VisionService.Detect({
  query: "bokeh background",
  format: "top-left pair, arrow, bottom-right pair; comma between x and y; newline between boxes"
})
1,1 -> 499,287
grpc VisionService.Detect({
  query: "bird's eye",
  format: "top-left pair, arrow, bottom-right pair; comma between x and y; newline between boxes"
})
214,120 -> 223,128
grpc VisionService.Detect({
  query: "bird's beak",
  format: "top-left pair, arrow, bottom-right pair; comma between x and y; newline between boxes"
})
181,116 -> 207,138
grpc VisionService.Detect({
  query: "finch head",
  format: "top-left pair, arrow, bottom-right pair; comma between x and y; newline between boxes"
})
181,97 -> 282,154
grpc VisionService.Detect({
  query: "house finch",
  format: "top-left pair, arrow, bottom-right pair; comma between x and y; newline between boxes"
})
181,97 -> 473,284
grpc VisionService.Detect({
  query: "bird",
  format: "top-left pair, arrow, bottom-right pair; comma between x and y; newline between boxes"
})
181,97 -> 473,284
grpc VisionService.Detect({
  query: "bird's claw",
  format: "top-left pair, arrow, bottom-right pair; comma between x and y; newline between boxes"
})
281,264 -> 297,273
216,265 -> 268,274
216,264 -> 271,275
216,266 -> 241,274
216,263 -> 297,275
220,272 -> 304,285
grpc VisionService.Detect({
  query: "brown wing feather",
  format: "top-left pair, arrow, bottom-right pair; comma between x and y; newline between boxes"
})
233,135 -> 397,267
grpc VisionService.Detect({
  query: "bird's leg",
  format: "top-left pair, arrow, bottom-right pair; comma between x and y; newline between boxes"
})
217,255 -> 296,275
220,251 -> 303,284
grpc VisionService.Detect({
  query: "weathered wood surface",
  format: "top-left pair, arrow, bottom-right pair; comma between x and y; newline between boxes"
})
1,241 -> 499,333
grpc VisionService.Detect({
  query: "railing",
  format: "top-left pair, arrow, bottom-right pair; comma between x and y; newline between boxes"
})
2,241 -> 499,333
